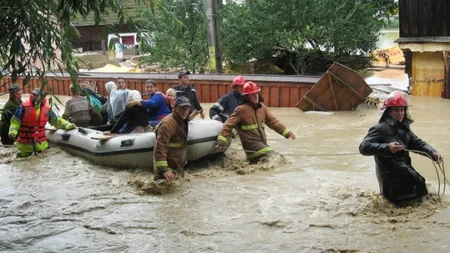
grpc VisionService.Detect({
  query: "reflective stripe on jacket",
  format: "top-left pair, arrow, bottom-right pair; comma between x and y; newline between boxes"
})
216,102 -> 291,160
153,112 -> 189,178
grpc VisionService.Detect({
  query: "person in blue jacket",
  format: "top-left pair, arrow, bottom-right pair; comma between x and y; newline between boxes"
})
127,79 -> 171,128
209,75 -> 246,122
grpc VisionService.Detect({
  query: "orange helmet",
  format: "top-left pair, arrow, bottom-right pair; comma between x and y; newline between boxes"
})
381,91 -> 408,110
242,82 -> 261,95
232,76 -> 246,86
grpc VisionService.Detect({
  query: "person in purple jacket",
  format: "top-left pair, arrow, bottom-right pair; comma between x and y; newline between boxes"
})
127,79 -> 171,128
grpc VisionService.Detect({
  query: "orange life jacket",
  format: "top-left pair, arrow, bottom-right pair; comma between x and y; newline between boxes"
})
17,96 -> 49,144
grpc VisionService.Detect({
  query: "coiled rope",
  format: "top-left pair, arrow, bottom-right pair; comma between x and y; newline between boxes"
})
403,148 -> 447,200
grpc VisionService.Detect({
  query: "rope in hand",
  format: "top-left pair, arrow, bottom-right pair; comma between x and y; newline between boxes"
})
403,148 -> 447,200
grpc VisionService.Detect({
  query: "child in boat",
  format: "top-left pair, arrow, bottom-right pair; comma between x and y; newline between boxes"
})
166,88 -> 176,111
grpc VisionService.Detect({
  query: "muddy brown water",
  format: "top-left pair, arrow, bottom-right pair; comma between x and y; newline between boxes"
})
1,75 -> 450,252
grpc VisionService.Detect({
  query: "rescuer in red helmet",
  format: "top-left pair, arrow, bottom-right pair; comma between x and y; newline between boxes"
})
215,81 -> 295,162
209,75 -> 246,123
359,91 -> 441,205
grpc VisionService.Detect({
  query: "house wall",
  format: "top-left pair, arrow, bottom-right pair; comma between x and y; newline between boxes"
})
411,51 -> 445,97
399,0 -> 450,37
73,26 -> 130,52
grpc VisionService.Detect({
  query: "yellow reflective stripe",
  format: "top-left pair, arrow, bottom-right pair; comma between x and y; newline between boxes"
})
17,141 -> 48,153
282,128 -> 290,137
262,123 -> 265,128
154,161 -> 168,167
240,124 -> 258,130
168,142 -> 182,148
9,119 -> 20,135
9,126 -> 19,133
217,135 -> 228,143
246,147 -> 273,159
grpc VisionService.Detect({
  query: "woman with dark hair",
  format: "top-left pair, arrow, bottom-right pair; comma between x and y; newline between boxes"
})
127,79 -> 171,128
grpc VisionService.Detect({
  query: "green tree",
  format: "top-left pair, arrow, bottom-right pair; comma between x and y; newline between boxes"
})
0,0 -> 159,93
137,0 -> 208,73
221,0 -> 397,74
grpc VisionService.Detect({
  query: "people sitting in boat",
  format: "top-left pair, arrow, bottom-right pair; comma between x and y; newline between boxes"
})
1,84 -> 23,145
359,91 -> 441,205
103,81 -> 117,124
153,96 -> 191,181
109,77 -> 129,122
80,86 -> 108,126
215,82 -> 296,163
172,71 -> 205,119
81,86 -> 107,107
210,75 -> 246,123
62,84 -> 94,127
165,88 -> 176,111
127,79 -> 171,128
8,88 -> 75,157
80,85 -> 109,126
106,90 -> 151,134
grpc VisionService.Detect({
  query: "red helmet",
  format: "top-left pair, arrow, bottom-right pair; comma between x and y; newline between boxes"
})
242,82 -> 261,95
381,91 -> 408,109
232,76 -> 246,86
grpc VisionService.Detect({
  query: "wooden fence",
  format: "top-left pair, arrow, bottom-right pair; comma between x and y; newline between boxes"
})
0,72 -> 319,107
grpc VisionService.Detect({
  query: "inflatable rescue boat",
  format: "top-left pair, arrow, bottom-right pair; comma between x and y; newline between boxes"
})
45,120 -> 226,169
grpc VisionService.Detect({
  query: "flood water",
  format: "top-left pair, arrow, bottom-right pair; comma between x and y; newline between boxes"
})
1,69 -> 450,253
377,29 -> 399,50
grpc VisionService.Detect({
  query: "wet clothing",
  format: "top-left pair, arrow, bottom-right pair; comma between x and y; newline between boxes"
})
110,105 -> 149,134
359,115 -> 437,203
172,84 -> 203,114
62,96 -> 92,127
153,112 -> 188,180
1,98 -> 22,145
142,91 -> 171,128
9,96 -> 74,157
209,90 -> 244,122
216,102 -> 292,161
